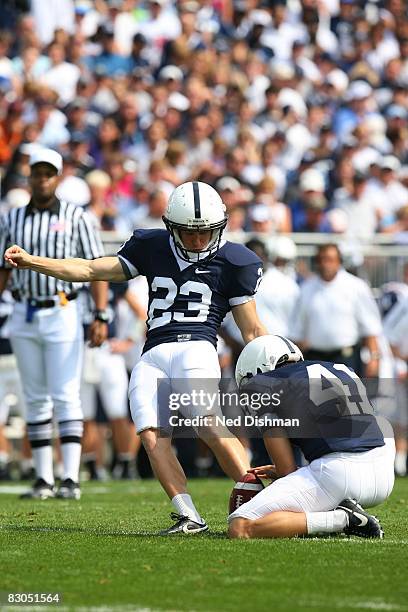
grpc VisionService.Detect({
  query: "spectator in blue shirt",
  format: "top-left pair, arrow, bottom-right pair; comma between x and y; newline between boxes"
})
86,25 -> 128,78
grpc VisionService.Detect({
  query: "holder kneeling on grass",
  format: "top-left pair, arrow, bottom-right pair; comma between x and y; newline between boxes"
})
227,335 -> 395,540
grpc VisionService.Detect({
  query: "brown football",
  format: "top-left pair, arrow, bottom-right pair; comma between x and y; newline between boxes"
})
228,472 -> 265,515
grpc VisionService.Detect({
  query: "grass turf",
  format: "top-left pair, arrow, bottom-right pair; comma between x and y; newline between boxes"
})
0,478 -> 407,612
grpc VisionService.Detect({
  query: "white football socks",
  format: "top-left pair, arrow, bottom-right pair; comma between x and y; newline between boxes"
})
395,451 -> 407,477
61,442 -> 82,483
21,458 -> 34,472
0,451 -> 9,467
32,446 -> 54,486
171,494 -> 203,524
117,452 -> 132,462
306,510 -> 348,535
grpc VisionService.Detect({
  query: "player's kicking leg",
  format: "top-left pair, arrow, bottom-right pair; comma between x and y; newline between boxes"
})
173,341 -> 250,482
197,423 -> 250,483
140,429 -> 208,535
129,351 -> 208,535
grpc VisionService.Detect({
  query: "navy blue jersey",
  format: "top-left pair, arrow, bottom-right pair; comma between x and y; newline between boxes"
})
242,360 -> 385,462
117,229 -> 262,353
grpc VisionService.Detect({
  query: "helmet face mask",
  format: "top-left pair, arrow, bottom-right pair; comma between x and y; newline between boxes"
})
235,335 -> 304,388
166,221 -> 227,263
163,181 -> 228,263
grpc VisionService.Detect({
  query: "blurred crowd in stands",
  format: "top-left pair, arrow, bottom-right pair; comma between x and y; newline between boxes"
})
0,0 -> 407,241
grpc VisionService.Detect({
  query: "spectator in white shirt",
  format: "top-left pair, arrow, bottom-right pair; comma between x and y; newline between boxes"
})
12,45 -> 50,81
134,189 -> 168,230
31,0 -> 75,47
384,296 -> 408,363
40,43 -> 81,106
333,172 -> 382,241
256,237 -> 300,336
220,238 -> 298,365
182,114 -> 213,174
137,0 -> 181,67
378,156 -> 408,216
36,98 -> 71,149
383,295 -> 408,476
290,243 -> 382,378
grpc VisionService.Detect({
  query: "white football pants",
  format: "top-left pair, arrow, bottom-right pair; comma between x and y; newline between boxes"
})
229,436 -> 396,521
0,354 -> 25,424
81,343 -> 129,421
129,340 -> 221,433
9,301 -> 83,424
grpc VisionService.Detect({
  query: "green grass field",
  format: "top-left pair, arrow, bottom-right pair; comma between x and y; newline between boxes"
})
0,478 -> 407,612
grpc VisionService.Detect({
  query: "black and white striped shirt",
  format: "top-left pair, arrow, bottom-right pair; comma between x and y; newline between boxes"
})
0,198 -> 104,298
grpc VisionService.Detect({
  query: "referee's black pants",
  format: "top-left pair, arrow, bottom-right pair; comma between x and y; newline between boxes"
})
304,345 -> 361,374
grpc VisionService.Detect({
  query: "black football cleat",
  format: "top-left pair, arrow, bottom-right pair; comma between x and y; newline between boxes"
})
337,499 -> 384,539
112,460 -> 135,480
20,467 -> 36,481
0,463 -> 12,481
56,478 -> 81,500
20,478 -> 55,500
159,513 -> 208,535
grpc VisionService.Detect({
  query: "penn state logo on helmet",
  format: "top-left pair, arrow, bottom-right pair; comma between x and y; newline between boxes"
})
235,335 -> 304,387
162,181 -> 228,263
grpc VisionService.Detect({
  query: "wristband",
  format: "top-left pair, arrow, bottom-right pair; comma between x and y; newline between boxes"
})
94,309 -> 109,323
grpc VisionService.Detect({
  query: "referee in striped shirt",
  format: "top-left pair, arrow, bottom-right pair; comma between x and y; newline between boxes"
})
0,148 -> 108,500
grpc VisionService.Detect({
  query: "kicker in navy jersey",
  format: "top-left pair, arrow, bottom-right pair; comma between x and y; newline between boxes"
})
117,229 -> 262,353
241,360 -> 385,462
4,180 -> 270,535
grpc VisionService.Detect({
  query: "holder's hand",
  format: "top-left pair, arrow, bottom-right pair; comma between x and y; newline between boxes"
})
248,465 -> 279,481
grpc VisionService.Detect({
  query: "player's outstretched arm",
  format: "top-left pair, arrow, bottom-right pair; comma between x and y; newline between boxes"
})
232,299 -> 268,343
4,245 -> 126,282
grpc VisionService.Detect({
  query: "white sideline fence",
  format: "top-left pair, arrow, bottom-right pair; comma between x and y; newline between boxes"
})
101,232 -> 408,289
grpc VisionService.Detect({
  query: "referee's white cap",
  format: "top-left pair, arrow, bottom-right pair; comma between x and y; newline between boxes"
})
29,148 -> 63,175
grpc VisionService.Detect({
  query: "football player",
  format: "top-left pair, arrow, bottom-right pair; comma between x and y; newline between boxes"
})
228,335 -> 395,539
5,181 -> 268,534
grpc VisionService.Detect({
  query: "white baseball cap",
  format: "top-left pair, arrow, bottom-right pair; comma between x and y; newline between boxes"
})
381,155 -> 401,172
299,168 -> 325,192
159,65 -> 183,81
267,236 -> 297,260
326,69 -> 349,93
29,148 -> 63,175
249,204 -> 271,223
167,92 -> 190,111
217,176 -> 241,192
345,80 -> 372,102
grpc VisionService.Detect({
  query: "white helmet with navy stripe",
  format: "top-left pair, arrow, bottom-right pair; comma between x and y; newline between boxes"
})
163,181 -> 228,262
235,335 -> 304,387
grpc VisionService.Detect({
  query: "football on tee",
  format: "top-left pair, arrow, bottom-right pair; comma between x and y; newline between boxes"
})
229,472 -> 265,514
